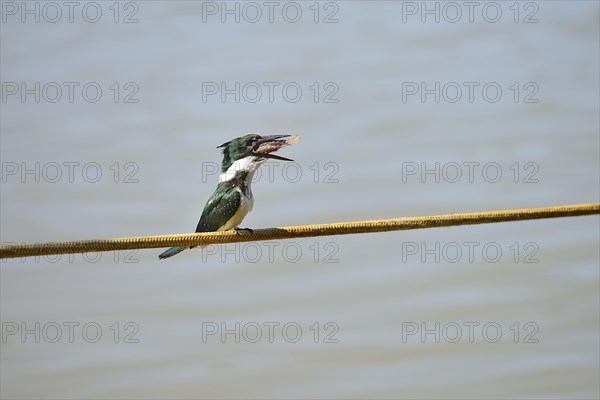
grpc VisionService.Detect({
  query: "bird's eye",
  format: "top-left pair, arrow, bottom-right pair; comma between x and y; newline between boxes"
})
246,136 -> 258,147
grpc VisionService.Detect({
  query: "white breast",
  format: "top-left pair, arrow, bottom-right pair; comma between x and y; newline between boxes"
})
218,187 -> 254,231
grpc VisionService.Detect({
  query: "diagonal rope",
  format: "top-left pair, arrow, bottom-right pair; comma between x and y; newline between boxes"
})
1,203 -> 598,259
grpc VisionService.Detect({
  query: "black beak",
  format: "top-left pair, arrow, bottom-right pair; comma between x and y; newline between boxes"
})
251,135 -> 294,161
256,134 -> 290,143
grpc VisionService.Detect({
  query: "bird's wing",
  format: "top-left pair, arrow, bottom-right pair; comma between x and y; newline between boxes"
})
195,184 -> 241,232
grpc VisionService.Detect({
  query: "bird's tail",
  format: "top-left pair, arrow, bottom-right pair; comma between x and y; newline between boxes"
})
158,246 -> 186,259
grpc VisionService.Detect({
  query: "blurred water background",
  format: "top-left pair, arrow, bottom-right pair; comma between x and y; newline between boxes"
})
1,1 -> 599,398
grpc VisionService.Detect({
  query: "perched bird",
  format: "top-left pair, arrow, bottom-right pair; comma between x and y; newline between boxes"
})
159,134 -> 300,259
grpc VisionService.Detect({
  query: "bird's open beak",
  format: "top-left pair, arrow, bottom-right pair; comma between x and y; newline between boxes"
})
252,135 -> 300,161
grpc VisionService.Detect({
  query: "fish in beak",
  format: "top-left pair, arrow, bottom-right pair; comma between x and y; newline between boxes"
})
251,135 -> 300,161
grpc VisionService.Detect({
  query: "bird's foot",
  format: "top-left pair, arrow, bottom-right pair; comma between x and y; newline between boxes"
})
234,227 -> 254,234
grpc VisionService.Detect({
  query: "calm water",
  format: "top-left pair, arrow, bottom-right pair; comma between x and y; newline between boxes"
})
1,1 -> 599,399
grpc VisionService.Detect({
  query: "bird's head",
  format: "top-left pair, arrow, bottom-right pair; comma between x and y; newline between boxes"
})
218,134 -> 300,172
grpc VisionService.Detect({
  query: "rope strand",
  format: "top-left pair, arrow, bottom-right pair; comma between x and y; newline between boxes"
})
1,203 -> 598,259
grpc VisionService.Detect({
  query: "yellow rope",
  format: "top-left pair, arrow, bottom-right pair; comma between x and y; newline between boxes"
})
1,203 -> 598,259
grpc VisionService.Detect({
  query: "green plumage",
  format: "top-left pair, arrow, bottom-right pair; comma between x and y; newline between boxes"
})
195,181 -> 243,232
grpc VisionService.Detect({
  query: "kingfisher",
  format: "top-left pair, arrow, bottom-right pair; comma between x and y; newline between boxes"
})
158,133 -> 300,259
